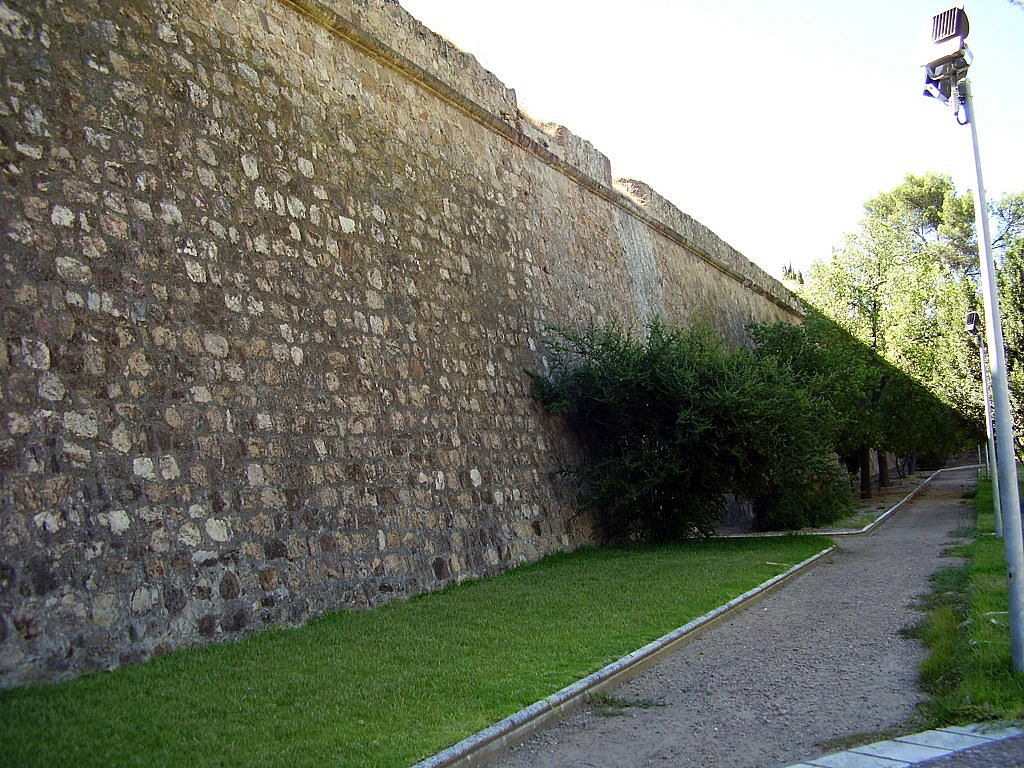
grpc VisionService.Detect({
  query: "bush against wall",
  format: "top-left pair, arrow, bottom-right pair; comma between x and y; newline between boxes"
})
529,320 -> 852,541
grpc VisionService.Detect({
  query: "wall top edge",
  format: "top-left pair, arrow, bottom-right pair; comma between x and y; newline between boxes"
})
283,0 -> 802,317
614,179 -> 801,313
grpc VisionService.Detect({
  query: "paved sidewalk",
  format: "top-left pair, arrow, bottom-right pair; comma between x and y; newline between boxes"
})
786,724 -> 1024,767
917,732 -> 1024,766
488,468 -> 986,767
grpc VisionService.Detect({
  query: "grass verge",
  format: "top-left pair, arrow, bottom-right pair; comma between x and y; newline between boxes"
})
911,475 -> 1024,725
0,536 -> 828,768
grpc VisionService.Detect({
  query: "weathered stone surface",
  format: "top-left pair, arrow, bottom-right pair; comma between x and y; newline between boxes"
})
0,0 -> 799,687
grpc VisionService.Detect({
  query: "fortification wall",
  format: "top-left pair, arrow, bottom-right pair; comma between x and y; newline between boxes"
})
0,0 -> 800,686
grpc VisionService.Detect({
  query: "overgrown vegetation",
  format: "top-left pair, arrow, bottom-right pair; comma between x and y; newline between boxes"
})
528,304 -> 977,541
0,536 -> 829,768
911,476 -> 1024,724
587,691 -> 664,717
529,320 -> 853,540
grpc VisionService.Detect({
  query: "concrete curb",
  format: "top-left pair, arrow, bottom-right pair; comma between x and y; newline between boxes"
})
719,464 -> 982,540
413,545 -> 836,768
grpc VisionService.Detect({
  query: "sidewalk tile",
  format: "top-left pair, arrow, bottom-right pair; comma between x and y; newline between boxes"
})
895,729 -> 991,751
939,724 -> 1024,740
806,751 -> 910,767
852,740 -> 950,762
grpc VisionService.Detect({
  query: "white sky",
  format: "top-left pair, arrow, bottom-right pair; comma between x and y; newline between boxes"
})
398,0 -> 1024,278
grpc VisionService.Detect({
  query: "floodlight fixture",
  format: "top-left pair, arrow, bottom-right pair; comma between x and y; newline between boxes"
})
925,7 -> 969,64
920,6 -> 972,103
965,309 -> 980,339
931,7 -> 969,45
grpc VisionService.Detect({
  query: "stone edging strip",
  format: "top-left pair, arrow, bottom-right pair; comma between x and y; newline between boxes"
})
412,545 -> 836,768
719,464 -> 982,540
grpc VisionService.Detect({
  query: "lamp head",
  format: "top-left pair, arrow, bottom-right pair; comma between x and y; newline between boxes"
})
965,309 -> 981,341
920,6 -> 972,102
931,6 -> 969,45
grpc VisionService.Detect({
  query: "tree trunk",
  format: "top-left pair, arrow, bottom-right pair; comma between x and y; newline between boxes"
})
859,445 -> 872,499
878,452 -> 890,488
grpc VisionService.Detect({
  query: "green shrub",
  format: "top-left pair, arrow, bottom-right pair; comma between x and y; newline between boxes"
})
750,454 -> 854,531
530,320 -> 852,541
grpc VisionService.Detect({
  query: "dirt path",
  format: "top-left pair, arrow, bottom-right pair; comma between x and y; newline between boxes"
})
487,468 -> 976,768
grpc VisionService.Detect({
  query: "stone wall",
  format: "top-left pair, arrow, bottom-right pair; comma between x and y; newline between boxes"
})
0,0 -> 800,686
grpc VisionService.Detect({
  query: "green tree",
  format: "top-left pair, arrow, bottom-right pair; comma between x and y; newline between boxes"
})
861,172 -> 977,277
801,173 -> 984,486
781,262 -> 804,285
749,307 -> 874,461
752,307 -> 973,489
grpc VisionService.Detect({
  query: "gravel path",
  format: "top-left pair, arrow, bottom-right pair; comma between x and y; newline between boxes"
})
488,468 -> 977,768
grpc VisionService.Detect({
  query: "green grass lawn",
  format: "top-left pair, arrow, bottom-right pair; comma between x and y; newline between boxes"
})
914,475 -> 1024,725
0,536 -> 829,767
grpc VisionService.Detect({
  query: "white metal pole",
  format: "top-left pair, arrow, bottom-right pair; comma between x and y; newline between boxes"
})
978,341 -> 1003,536
963,79 -> 1024,671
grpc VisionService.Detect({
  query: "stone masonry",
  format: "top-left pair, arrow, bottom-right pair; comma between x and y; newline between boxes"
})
0,0 -> 801,686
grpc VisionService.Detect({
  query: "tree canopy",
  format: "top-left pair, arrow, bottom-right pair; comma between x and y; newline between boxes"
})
802,172 -> 1024,467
